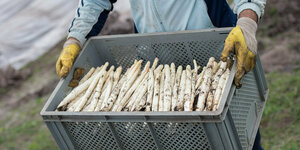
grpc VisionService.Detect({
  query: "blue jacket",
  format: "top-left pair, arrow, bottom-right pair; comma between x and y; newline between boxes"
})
68,0 -> 266,45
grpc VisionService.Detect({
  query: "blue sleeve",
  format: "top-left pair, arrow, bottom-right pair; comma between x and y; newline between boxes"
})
67,0 -> 114,45
233,0 -> 266,19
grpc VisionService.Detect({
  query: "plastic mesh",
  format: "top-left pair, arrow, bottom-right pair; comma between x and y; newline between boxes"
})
113,122 -> 157,149
229,71 -> 261,150
64,122 -> 119,150
109,45 -> 138,71
153,122 -> 211,150
108,40 -> 224,72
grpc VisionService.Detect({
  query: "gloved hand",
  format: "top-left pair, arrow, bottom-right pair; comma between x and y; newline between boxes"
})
56,38 -> 82,78
221,17 -> 258,88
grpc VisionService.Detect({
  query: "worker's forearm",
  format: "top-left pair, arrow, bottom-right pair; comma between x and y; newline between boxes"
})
233,0 -> 266,21
64,37 -> 82,48
68,0 -> 112,45
68,37 -> 79,42
239,9 -> 258,23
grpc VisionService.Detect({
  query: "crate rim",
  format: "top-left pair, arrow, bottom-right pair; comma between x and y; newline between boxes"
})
88,27 -> 232,41
41,28 -> 237,122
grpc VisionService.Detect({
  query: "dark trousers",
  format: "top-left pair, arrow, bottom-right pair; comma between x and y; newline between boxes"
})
253,129 -> 264,150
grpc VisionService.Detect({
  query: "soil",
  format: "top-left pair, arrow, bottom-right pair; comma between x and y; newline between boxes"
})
0,41 -> 62,119
0,11 -> 134,117
258,0 -> 300,73
0,66 -> 32,89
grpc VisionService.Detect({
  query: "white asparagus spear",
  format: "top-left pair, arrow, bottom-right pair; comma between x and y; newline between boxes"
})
116,73 -> 149,112
65,67 -> 103,111
189,60 -> 199,111
171,66 -> 182,111
215,68 -> 231,110
159,68 -> 165,111
213,69 -> 230,111
184,65 -> 192,111
105,67 -> 131,110
114,61 -> 142,110
115,61 -> 150,111
113,66 -> 122,89
82,90 -> 96,111
111,66 -> 140,111
206,61 -> 227,110
152,66 -> 163,111
125,75 -> 146,111
131,76 -> 148,111
190,75 -> 196,111
66,92 -> 84,111
212,61 -> 219,75
101,66 -> 132,111
196,57 -> 214,111
87,65 -> 114,111
56,66 -> 101,111
94,70 -> 114,111
211,62 -> 227,89
123,89 -> 138,111
102,66 -> 115,92
206,91 -> 214,111
100,73 -> 127,111
169,63 -> 176,111
81,66 -> 103,109
176,70 -> 186,111
195,67 -> 207,91
151,58 -> 159,70
82,91 -> 97,111
124,72 -> 149,111
67,98 -> 80,112
146,69 -> 155,111
163,65 -> 172,111
170,63 -> 176,89
221,68 -> 231,96
74,63 -> 109,111
136,92 -> 148,111
79,66 -> 102,85
154,65 -> 163,74
79,67 -> 95,85
204,61 -> 219,111
123,65 -> 153,112
67,91 -> 85,112
82,103 -> 91,111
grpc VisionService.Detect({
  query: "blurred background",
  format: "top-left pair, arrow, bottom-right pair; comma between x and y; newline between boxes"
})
0,0 -> 299,149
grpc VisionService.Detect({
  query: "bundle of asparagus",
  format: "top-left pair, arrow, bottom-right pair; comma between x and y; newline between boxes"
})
56,57 -> 231,112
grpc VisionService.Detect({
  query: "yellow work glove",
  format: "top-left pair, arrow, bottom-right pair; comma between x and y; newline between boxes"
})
56,39 -> 81,78
221,17 -> 258,88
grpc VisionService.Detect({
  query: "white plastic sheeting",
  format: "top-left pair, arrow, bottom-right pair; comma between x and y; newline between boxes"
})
0,0 -> 78,69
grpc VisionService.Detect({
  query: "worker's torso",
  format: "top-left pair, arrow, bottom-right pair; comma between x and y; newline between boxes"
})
129,0 -> 215,33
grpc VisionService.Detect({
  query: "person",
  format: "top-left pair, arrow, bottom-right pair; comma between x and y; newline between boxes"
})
56,0 -> 265,149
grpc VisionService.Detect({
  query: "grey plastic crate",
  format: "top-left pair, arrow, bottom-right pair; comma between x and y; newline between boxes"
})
41,28 -> 268,150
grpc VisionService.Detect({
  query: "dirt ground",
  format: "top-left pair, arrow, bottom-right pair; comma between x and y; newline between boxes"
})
258,0 -> 300,72
0,11 -> 134,116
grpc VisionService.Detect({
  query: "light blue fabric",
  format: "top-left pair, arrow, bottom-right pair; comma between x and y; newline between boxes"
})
68,0 -> 112,45
233,0 -> 266,19
68,0 -> 266,45
129,0 -> 214,33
